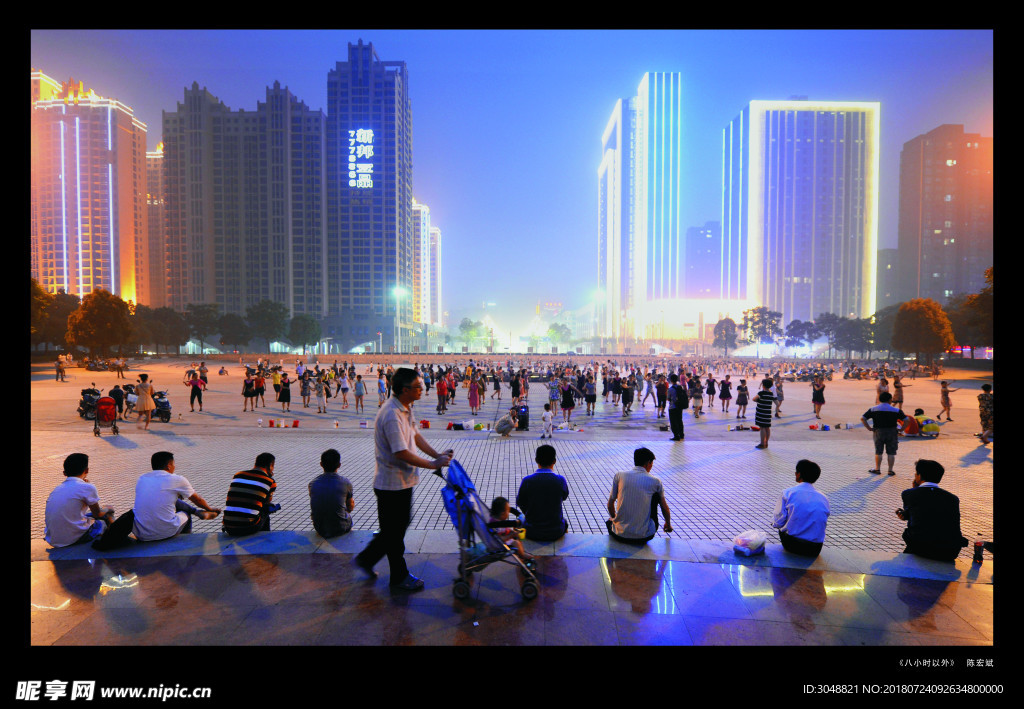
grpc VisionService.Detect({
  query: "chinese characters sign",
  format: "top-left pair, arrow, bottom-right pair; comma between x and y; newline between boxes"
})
348,129 -> 374,188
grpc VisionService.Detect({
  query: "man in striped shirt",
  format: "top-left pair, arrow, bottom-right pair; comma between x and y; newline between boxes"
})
223,453 -> 277,536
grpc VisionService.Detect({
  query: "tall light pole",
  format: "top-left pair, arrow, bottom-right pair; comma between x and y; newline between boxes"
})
393,285 -> 409,354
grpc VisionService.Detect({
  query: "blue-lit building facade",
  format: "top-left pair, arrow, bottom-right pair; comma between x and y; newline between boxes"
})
685,221 -> 722,298
724,100 -> 880,325
324,40 -> 414,353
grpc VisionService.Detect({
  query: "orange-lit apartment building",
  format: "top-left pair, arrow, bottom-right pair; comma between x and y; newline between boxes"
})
31,70 -> 150,304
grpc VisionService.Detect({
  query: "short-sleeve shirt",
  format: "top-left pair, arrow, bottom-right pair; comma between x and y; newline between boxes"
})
44,477 -> 100,547
373,396 -> 420,490
132,470 -> 196,541
308,472 -> 353,537
608,467 -> 664,539
516,469 -> 569,538
223,468 -> 277,535
862,403 -> 905,429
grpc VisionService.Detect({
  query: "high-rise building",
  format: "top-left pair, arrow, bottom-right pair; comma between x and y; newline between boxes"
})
896,124 -> 992,304
325,40 -> 414,352
598,73 -> 683,340
145,143 -> 167,308
31,70 -> 149,304
428,226 -> 442,327
876,248 -> 899,311
411,200 -> 431,324
724,100 -> 880,324
685,222 -> 722,298
162,81 -> 326,317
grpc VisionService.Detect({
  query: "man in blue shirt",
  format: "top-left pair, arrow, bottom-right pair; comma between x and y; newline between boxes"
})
772,459 -> 830,557
516,444 -> 569,542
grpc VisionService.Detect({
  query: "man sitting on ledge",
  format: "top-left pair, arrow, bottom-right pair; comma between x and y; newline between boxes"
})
223,453 -> 278,537
132,451 -> 220,542
896,459 -> 968,562
606,447 -> 673,545
516,444 -> 569,542
771,459 -> 830,558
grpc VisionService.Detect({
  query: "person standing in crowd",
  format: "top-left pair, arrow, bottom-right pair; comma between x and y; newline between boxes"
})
278,373 -> 292,413
491,369 -> 502,400
185,371 -> 207,413
254,371 -> 267,408
876,377 -> 889,405
667,374 -> 686,441
134,373 -> 157,430
620,374 -> 635,416
353,374 -> 366,414
510,372 -> 521,406
468,374 -> 481,415
354,368 -> 452,591
560,376 -> 582,424
861,392 -> 907,476
810,376 -> 826,419
338,370 -> 350,409
300,371 -> 313,409
891,374 -> 909,411
937,380 -> 960,421
315,374 -> 329,414
752,378 -> 776,449
719,374 -> 733,413
688,374 -> 703,418
109,384 -> 125,421
435,372 -> 448,414
655,374 -> 668,419
735,379 -> 749,419
771,459 -> 830,558
377,371 -> 388,408
242,372 -> 257,412
705,375 -> 716,412
271,367 -> 282,400
584,374 -> 597,416
773,374 -> 785,418
976,383 -> 993,444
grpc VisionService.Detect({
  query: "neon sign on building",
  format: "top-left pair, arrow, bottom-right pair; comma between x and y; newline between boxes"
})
348,129 -> 374,188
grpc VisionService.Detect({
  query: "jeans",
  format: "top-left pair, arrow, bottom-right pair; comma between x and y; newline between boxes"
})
357,487 -> 413,582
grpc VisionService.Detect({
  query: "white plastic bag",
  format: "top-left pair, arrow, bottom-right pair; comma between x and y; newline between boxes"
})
733,529 -> 766,551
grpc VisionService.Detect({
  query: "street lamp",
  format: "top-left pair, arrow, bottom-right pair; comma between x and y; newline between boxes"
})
393,285 -> 409,354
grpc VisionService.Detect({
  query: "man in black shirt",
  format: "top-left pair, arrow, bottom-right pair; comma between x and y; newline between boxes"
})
896,459 -> 967,561
516,444 -> 569,541
861,392 -> 907,475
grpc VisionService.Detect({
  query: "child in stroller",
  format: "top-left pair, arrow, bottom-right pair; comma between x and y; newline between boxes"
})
489,496 -> 536,566
441,460 -> 540,601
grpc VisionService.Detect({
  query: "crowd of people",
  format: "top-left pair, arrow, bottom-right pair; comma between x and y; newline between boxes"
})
45,366 -> 979,595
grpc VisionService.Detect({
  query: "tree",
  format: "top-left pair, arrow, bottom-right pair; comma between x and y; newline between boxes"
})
964,266 -> 993,349
742,307 -> 783,356
943,293 -> 984,359
30,279 -> 53,339
151,307 -> 191,355
66,289 -> 133,357
246,300 -> 290,352
288,314 -> 322,354
783,319 -> 816,353
36,290 -> 80,352
184,303 -> 221,353
870,303 -> 903,356
813,312 -> 844,359
546,322 -> 572,344
218,313 -> 251,353
130,304 -> 156,354
712,318 -> 738,356
835,317 -> 873,359
892,298 -> 956,364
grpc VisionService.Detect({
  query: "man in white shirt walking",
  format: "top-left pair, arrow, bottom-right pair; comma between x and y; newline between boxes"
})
772,459 -> 830,558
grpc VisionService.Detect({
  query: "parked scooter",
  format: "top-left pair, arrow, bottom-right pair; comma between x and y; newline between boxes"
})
77,384 -> 103,419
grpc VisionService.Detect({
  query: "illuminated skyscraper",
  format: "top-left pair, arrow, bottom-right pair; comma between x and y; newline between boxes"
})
145,143 -> 167,308
162,81 -> 326,317
325,40 -> 414,352
428,226 -> 442,327
685,222 -> 722,298
598,73 -> 683,340
724,100 -> 880,324
31,70 -> 149,304
412,200 -> 431,324
897,124 -> 992,304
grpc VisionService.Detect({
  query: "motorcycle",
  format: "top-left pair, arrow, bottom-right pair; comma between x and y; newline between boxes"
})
123,383 -> 138,418
152,390 -> 173,423
77,385 -> 102,419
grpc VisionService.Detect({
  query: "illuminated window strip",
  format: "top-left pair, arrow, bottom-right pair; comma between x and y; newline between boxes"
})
75,116 -> 82,295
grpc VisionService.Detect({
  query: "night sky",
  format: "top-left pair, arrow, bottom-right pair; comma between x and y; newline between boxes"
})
30,29 -> 993,335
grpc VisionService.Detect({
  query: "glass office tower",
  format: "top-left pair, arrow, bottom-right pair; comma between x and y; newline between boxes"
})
325,40 -> 414,352
724,100 -> 880,324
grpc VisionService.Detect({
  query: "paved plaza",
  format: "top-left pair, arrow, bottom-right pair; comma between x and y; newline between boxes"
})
28,358 -> 997,649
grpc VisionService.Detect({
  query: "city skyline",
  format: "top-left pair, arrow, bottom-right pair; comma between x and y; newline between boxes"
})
30,29 -> 993,337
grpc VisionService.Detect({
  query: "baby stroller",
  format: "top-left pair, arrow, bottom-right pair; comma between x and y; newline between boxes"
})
93,396 -> 119,436
439,460 -> 540,601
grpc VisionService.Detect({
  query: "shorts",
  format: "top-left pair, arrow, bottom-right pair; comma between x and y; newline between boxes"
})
874,428 -> 899,455
585,394 -> 596,403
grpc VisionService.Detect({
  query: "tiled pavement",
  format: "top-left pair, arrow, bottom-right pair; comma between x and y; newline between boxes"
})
28,360 -> 997,649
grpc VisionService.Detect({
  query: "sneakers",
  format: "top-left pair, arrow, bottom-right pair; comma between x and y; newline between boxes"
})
390,574 -> 425,591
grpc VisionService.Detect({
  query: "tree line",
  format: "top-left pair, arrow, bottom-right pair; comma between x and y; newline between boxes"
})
712,267 -> 992,362
30,281 -> 324,356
